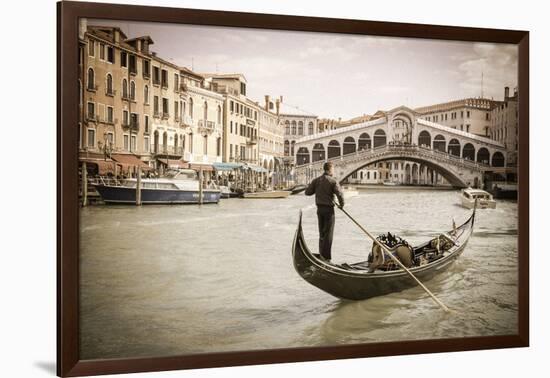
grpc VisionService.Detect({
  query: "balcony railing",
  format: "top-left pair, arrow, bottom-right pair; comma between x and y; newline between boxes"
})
161,112 -> 170,120
247,135 -> 258,145
151,145 -> 184,156
122,120 -> 139,131
198,120 -> 217,132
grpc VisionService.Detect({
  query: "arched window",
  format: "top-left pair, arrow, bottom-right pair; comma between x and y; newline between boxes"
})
343,136 -> 356,155
328,140 -> 341,159
492,151 -> 505,167
448,139 -> 461,157
162,132 -> 168,153
358,133 -> 371,150
312,143 -> 325,162
463,143 -> 475,160
373,129 -> 386,148
189,98 -> 194,118
87,68 -> 95,90
308,122 -> 314,135
122,79 -> 128,99
106,74 -> 113,95
298,121 -> 304,135
291,121 -> 297,135
143,85 -> 149,104
418,130 -> 431,147
296,147 -> 310,165
217,105 -> 222,124
130,81 -> 136,100
284,140 -> 290,156
189,133 -> 193,153
291,141 -> 295,156
433,134 -> 446,152
285,121 -> 290,135
477,147 -> 490,165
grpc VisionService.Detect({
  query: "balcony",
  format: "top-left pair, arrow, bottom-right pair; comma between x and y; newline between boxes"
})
153,111 -> 160,119
122,119 -> 139,131
151,145 -> 184,157
198,120 -> 217,133
247,135 -> 258,145
161,112 -> 170,120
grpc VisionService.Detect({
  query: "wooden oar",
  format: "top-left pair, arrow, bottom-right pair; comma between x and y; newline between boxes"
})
335,203 -> 451,313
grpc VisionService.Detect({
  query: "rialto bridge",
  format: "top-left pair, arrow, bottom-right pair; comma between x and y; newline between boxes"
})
293,106 -> 508,188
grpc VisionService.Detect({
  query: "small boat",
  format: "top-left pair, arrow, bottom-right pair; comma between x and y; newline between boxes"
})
292,208 -> 475,300
94,169 -> 221,204
242,190 -> 291,199
489,183 -> 517,200
289,184 -> 307,195
460,187 -> 496,209
383,180 -> 400,186
218,185 -> 239,199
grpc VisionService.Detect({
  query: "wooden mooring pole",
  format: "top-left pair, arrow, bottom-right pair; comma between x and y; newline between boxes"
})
135,165 -> 142,206
199,167 -> 204,205
82,162 -> 88,207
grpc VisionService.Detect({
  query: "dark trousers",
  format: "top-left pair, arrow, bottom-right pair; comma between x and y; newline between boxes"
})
317,205 -> 335,260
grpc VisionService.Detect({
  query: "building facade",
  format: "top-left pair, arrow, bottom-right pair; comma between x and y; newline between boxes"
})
490,87 -> 518,166
279,101 -> 318,162
415,98 -> 501,138
258,96 -> 284,171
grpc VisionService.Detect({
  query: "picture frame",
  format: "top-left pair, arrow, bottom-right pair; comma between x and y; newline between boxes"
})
57,1 -> 529,376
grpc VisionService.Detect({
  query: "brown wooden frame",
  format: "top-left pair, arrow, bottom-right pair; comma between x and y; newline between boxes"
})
57,1 -> 529,376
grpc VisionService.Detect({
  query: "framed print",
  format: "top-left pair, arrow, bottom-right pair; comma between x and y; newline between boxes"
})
57,1 -> 529,376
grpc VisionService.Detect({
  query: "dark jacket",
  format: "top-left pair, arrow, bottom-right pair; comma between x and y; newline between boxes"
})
305,173 -> 345,207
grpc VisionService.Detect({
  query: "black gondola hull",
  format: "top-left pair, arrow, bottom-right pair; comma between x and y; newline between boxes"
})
292,211 -> 474,300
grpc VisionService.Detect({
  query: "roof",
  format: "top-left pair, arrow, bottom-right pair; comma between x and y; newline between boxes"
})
278,102 -> 317,117
111,154 -> 152,170
201,73 -> 248,83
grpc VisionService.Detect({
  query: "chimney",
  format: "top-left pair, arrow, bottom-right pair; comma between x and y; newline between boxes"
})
504,86 -> 510,99
114,29 -> 120,43
136,39 -> 142,53
143,40 -> 150,54
264,95 -> 270,111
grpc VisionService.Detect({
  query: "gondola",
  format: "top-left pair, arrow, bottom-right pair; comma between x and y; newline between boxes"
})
292,207 -> 475,300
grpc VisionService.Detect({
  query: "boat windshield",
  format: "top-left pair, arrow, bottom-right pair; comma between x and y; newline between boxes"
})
165,169 -> 197,180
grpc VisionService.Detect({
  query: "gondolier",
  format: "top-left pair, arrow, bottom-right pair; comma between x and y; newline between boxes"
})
305,162 -> 345,262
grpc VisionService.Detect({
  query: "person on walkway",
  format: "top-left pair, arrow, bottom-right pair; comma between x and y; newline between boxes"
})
305,162 -> 345,262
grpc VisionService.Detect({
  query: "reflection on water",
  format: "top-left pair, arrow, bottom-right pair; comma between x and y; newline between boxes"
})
79,189 -> 518,359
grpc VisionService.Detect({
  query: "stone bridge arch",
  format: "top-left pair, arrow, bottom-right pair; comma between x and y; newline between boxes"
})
339,155 -> 471,188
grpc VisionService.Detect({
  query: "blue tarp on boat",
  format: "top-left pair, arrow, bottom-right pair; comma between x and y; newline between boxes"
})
212,162 -> 244,171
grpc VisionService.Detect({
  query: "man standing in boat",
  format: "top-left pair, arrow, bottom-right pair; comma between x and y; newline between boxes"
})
305,161 -> 345,262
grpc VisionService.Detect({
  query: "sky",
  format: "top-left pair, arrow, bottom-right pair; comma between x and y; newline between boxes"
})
91,19 -> 518,120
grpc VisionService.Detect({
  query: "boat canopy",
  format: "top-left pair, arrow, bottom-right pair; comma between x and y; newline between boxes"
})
212,162 -> 244,171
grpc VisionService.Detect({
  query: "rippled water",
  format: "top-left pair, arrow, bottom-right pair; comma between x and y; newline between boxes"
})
79,189 -> 518,359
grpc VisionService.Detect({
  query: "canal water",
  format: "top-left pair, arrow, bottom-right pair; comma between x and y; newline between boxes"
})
79,189 -> 518,359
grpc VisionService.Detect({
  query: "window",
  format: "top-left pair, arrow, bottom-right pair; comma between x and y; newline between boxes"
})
217,137 -> 221,156
87,129 -> 95,148
174,74 -> 179,91
203,135 -> 208,155
88,40 -> 94,57
129,55 -> 137,75
230,100 -> 234,112
99,43 -> 105,60
131,135 -> 137,151
189,98 -> 193,118
106,74 -> 113,95
120,51 -> 127,68
174,101 -> 179,120
162,98 -> 169,116
153,67 -> 160,85
122,79 -> 128,99
105,132 -> 114,148
154,96 -> 159,116
130,81 -> 136,101
217,106 -> 222,124
143,60 -> 150,78
466,124 -> 470,132
229,143 -> 233,158
144,115 -> 149,133
123,134 -> 129,151
240,82 -> 246,96
107,106 -> 114,123
467,111 -> 470,118
144,136 -> 150,152
230,121 -> 233,134
161,69 -> 168,88
107,46 -> 114,63
144,85 -> 149,104
203,101 -> 208,121
87,102 -> 95,119
130,113 -> 138,129
189,133 -> 193,153
87,68 -> 95,90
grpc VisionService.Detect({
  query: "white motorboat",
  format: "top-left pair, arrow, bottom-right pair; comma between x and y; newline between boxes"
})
460,187 -> 496,209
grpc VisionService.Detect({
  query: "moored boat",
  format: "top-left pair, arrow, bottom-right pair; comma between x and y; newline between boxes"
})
93,169 -> 221,204
292,208 -> 475,300
289,184 -> 307,195
460,187 -> 496,209
242,190 -> 291,199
